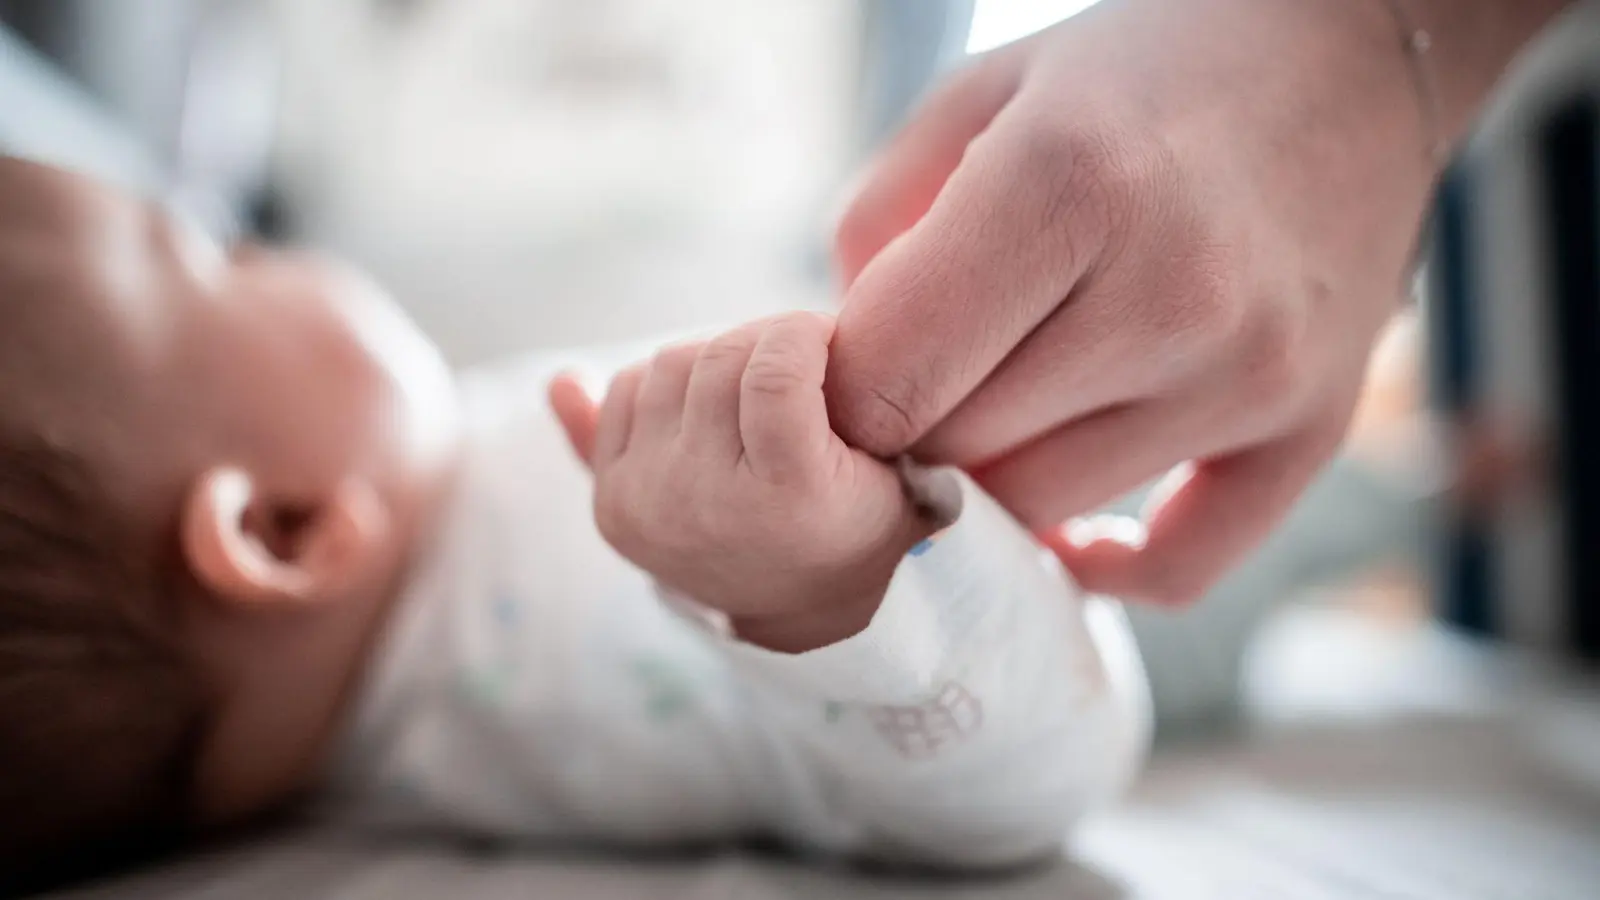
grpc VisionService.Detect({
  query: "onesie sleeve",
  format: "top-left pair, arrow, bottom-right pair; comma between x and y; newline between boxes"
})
669,471 -> 1153,868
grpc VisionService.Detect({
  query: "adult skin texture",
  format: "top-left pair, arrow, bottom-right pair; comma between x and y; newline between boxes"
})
825,0 -> 1572,604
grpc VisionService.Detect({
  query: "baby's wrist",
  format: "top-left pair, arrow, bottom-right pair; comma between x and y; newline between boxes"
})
722,552 -> 904,654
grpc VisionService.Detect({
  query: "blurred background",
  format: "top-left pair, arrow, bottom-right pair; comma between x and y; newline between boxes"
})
0,0 -> 1115,360
4,0 -> 952,358
1,1 -> 1597,895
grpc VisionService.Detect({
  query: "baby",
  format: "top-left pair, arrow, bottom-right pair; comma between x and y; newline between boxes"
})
0,157 -> 1150,891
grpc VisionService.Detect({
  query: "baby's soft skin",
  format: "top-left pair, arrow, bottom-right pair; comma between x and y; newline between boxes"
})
550,314 -> 938,655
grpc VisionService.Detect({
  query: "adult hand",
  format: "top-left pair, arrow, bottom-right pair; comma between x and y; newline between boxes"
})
826,0 -> 1566,603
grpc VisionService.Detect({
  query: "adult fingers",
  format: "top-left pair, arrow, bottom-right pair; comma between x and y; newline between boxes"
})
739,312 -> 836,481
971,398 -> 1235,531
911,210 -> 1228,466
633,342 -> 700,441
1051,423 -> 1342,605
834,39 -> 1033,287
593,363 -> 645,471
827,87 -> 1127,459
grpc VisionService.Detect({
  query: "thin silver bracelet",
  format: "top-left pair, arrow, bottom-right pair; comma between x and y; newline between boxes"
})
1378,0 -> 1450,165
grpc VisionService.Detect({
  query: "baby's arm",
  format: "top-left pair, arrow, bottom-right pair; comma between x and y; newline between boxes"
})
692,476 -> 1151,867
551,313 -> 1150,867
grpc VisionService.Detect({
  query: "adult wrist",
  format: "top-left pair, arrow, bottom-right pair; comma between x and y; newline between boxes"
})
1375,0 -> 1573,153
1225,0 -> 1571,173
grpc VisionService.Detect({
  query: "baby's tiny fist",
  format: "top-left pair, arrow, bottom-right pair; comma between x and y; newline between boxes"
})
575,313 -> 935,652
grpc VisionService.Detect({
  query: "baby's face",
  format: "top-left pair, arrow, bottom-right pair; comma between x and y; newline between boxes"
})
0,158 -> 455,526
0,158 -> 461,823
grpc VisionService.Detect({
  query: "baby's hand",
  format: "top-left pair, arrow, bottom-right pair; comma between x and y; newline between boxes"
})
550,313 -> 932,653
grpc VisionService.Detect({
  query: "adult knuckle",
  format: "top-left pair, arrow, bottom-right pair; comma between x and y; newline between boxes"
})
1012,112 -> 1113,184
1164,244 -> 1243,348
1234,301 -> 1310,415
1006,112 -> 1068,180
1065,129 -> 1135,211
1023,122 -> 1118,222
1021,115 -> 1173,277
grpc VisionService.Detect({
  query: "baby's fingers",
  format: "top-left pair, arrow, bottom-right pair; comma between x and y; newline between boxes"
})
594,364 -> 646,471
739,312 -> 837,481
634,343 -> 699,442
683,320 -> 767,456
549,373 -> 600,467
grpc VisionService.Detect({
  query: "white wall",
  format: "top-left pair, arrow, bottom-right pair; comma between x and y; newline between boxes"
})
269,0 -> 861,364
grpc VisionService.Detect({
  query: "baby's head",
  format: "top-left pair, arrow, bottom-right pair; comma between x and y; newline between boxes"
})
0,158 -> 458,886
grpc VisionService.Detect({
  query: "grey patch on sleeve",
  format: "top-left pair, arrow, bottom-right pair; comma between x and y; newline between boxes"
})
894,456 -> 964,529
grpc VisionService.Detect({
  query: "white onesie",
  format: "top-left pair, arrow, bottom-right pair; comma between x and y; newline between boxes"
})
325,352 -> 1152,868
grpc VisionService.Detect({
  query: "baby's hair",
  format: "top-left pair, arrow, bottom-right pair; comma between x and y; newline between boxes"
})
0,430 -> 207,892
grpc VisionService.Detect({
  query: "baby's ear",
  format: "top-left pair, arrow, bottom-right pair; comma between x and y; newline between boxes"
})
180,467 -> 390,609
549,372 -> 599,469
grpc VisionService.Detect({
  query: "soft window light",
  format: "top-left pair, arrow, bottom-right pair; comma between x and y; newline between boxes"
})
965,0 -> 1103,53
